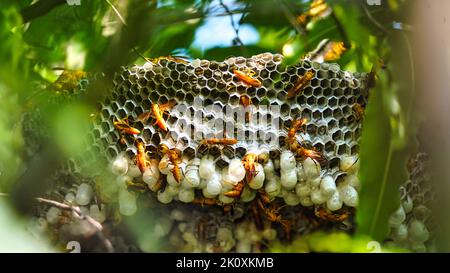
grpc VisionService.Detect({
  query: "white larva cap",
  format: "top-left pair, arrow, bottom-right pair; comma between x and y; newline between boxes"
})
311,188 -> 327,205
76,183 -> 94,206
326,190 -> 343,211
265,178 -> 282,197
142,163 -> 160,186
338,184 -> 359,207
183,168 -> 200,188
284,192 -> 301,206
157,189 -> 173,204
320,176 -> 336,197
111,154 -> 128,175
127,164 -> 142,178
300,196 -> 314,207
178,188 -> 195,203
280,150 -> 296,171
340,155 -> 359,173
248,163 -> 265,189
303,157 -> 321,179
408,219 -> 430,243
206,177 -> 222,196
228,158 -> 246,182
280,169 -> 297,190
119,188 -> 137,215
199,156 -> 215,179
295,182 -> 311,198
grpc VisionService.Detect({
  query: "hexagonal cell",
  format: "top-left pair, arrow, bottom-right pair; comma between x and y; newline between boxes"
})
298,86 -> 311,97
306,96 -> 317,105
319,79 -> 330,88
306,124 -> 317,135
337,144 -> 348,155
332,130 -> 342,141
350,144 -> 359,155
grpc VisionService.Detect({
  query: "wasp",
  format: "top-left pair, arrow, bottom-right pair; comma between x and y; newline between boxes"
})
240,94 -> 253,122
126,180 -> 148,191
147,55 -> 189,65
139,100 -> 176,132
257,189 -> 272,205
202,138 -> 238,146
286,71 -> 315,99
233,68 -> 262,88
192,197 -> 218,206
52,69 -> 87,92
287,118 -> 308,139
196,217 -> 209,241
250,201 -> 264,231
256,152 -> 270,165
368,59 -> 385,88
314,206 -> 352,222
152,175 -> 167,192
296,0 -> 330,28
135,140 -> 150,173
295,146 -> 328,167
323,41 -> 347,62
223,180 -> 245,198
257,199 -> 290,229
159,143 -> 182,183
353,103 -> 365,122
114,117 -> 141,137
242,153 -> 259,183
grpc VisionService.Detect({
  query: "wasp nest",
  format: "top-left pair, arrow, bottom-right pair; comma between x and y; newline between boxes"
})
85,53 -> 369,214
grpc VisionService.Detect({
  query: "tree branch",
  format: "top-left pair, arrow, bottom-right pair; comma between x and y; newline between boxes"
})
21,0 -> 67,23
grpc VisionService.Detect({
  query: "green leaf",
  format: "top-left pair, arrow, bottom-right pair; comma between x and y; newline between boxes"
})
356,69 -> 412,242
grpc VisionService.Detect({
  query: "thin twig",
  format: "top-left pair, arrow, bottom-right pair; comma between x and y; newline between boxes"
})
35,197 -> 103,231
35,196 -> 114,252
0,193 -> 9,197
219,0 -> 246,51
362,3 -> 389,35
104,0 -> 127,26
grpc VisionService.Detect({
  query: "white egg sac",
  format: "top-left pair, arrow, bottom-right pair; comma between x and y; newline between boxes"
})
284,192 -> 301,206
303,157 -> 321,179
265,177 -> 281,197
183,167 -> 200,188
326,191 -> 343,211
320,176 -> 337,197
311,188 -> 327,205
300,196 -> 314,207
76,183 -> 94,206
142,162 -> 160,186
296,164 -> 307,183
248,163 -> 265,189
199,156 -> 215,179
157,189 -> 173,204
338,184 -> 359,207
340,155 -> 359,173
263,159 -> 275,179
119,188 -> 137,216
178,188 -> 195,203
111,155 -> 128,175
280,150 -> 296,171
127,164 -> 142,178
280,169 -> 297,190
240,186 -> 256,202
295,182 -> 311,197
228,158 -> 246,182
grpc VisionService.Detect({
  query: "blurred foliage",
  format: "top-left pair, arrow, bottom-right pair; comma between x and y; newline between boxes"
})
0,0 -> 416,251
268,231 -> 408,253
0,199 -> 55,252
